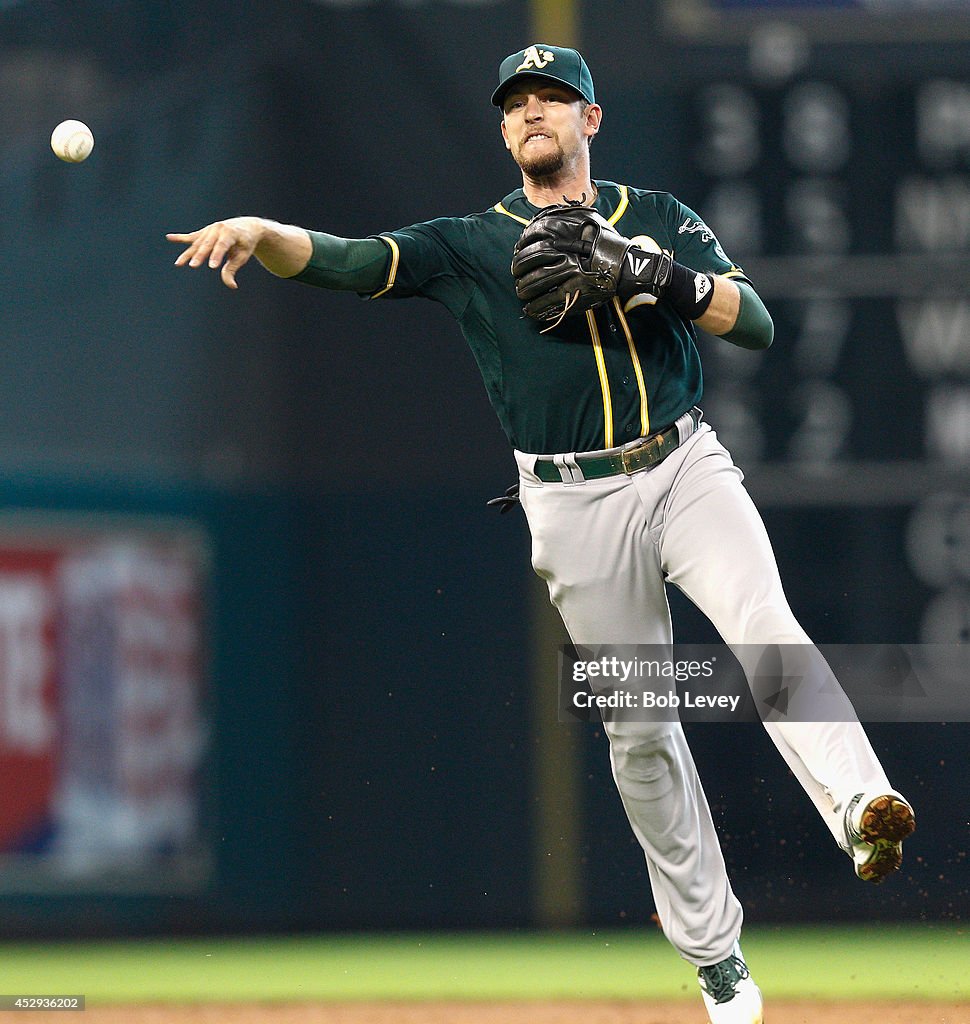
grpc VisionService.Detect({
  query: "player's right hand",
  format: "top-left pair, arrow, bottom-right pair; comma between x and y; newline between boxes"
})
166,216 -> 266,290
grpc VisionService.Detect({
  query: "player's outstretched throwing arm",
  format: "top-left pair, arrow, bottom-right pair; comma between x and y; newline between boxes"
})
166,217 -> 389,293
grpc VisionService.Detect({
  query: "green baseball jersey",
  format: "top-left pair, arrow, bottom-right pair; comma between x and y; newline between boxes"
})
371,181 -> 748,455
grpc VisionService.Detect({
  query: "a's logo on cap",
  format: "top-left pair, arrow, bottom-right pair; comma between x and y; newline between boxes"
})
515,46 -> 555,73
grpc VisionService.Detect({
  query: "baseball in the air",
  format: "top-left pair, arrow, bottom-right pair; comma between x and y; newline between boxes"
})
50,119 -> 95,163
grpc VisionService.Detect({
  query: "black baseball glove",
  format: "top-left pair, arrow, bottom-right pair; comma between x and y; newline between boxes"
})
511,205 -> 673,330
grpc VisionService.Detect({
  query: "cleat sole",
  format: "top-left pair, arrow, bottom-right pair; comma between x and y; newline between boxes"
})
855,796 -> 915,884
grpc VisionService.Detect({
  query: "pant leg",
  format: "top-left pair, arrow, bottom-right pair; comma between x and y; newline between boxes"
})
652,428 -> 893,844
603,718 -> 743,962
516,452 -> 742,963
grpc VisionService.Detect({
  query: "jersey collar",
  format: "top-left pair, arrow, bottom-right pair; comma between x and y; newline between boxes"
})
494,181 -> 629,227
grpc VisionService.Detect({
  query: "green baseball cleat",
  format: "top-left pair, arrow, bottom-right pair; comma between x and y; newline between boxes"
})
844,791 -> 916,884
697,941 -> 764,1024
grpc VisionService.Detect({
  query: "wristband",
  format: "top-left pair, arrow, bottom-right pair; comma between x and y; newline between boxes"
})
664,261 -> 715,320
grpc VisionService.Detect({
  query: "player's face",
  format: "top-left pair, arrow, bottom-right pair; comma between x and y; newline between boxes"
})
501,82 -> 599,179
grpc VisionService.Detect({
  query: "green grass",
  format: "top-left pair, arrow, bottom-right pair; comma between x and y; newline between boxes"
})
0,925 -> 965,1004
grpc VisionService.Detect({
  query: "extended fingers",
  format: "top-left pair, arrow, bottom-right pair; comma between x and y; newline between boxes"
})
167,222 -> 230,266
168,221 -> 255,288
168,228 -> 219,268
186,224 -> 224,267
167,229 -> 202,267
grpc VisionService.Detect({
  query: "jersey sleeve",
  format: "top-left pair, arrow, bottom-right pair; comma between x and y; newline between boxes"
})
367,217 -> 475,318
662,196 -> 750,284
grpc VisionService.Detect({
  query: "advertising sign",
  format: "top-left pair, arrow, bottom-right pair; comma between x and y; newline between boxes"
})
0,519 -> 210,892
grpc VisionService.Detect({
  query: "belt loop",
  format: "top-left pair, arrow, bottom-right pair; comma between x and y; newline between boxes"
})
552,453 -> 584,483
675,407 -> 697,447
563,453 -> 585,482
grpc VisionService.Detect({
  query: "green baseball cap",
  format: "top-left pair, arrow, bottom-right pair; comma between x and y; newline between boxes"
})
491,44 -> 595,108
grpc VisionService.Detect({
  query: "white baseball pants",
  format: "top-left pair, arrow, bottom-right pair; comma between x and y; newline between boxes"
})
515,424 -> 893,965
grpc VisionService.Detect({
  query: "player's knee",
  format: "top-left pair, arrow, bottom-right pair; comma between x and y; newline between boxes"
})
610,727 -> 677,785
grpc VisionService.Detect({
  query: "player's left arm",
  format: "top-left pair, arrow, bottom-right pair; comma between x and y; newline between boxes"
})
694,276 -> 773,350
656,196 -> 773,350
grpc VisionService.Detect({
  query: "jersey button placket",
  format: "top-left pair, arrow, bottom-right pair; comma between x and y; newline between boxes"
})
621,364 -> 634,434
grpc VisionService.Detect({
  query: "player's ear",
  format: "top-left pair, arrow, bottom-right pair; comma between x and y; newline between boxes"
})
584,103 -> 602,140
500,117 -> 511,150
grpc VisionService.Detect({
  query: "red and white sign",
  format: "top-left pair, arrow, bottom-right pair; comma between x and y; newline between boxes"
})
0,523 -> 209,888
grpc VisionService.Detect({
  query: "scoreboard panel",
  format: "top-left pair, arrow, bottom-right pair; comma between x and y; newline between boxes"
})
658,21 -> 970,643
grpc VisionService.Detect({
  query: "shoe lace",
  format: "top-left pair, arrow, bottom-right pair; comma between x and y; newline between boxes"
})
698,954 -> 750,1005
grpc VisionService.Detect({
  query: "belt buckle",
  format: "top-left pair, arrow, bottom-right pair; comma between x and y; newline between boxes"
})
620,435 -> 660,475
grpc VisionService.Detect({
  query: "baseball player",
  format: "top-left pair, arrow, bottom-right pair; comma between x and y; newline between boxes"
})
168,44 -> 915,1024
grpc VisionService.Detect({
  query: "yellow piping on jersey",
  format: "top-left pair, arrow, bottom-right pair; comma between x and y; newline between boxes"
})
493,203 -> 530,226
371,235 -> 401,298
612,298 -> 649,436
607,184 -> 629,226
587,310 -> 613,448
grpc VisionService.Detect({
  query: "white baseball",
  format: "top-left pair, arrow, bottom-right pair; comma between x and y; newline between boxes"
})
51,120 -> 95,163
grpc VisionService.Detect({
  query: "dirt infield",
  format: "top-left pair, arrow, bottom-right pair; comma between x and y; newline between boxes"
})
24,1001 -> 970,1023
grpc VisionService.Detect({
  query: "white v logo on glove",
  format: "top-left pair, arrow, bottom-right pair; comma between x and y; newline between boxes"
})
627,252 -> 650,277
